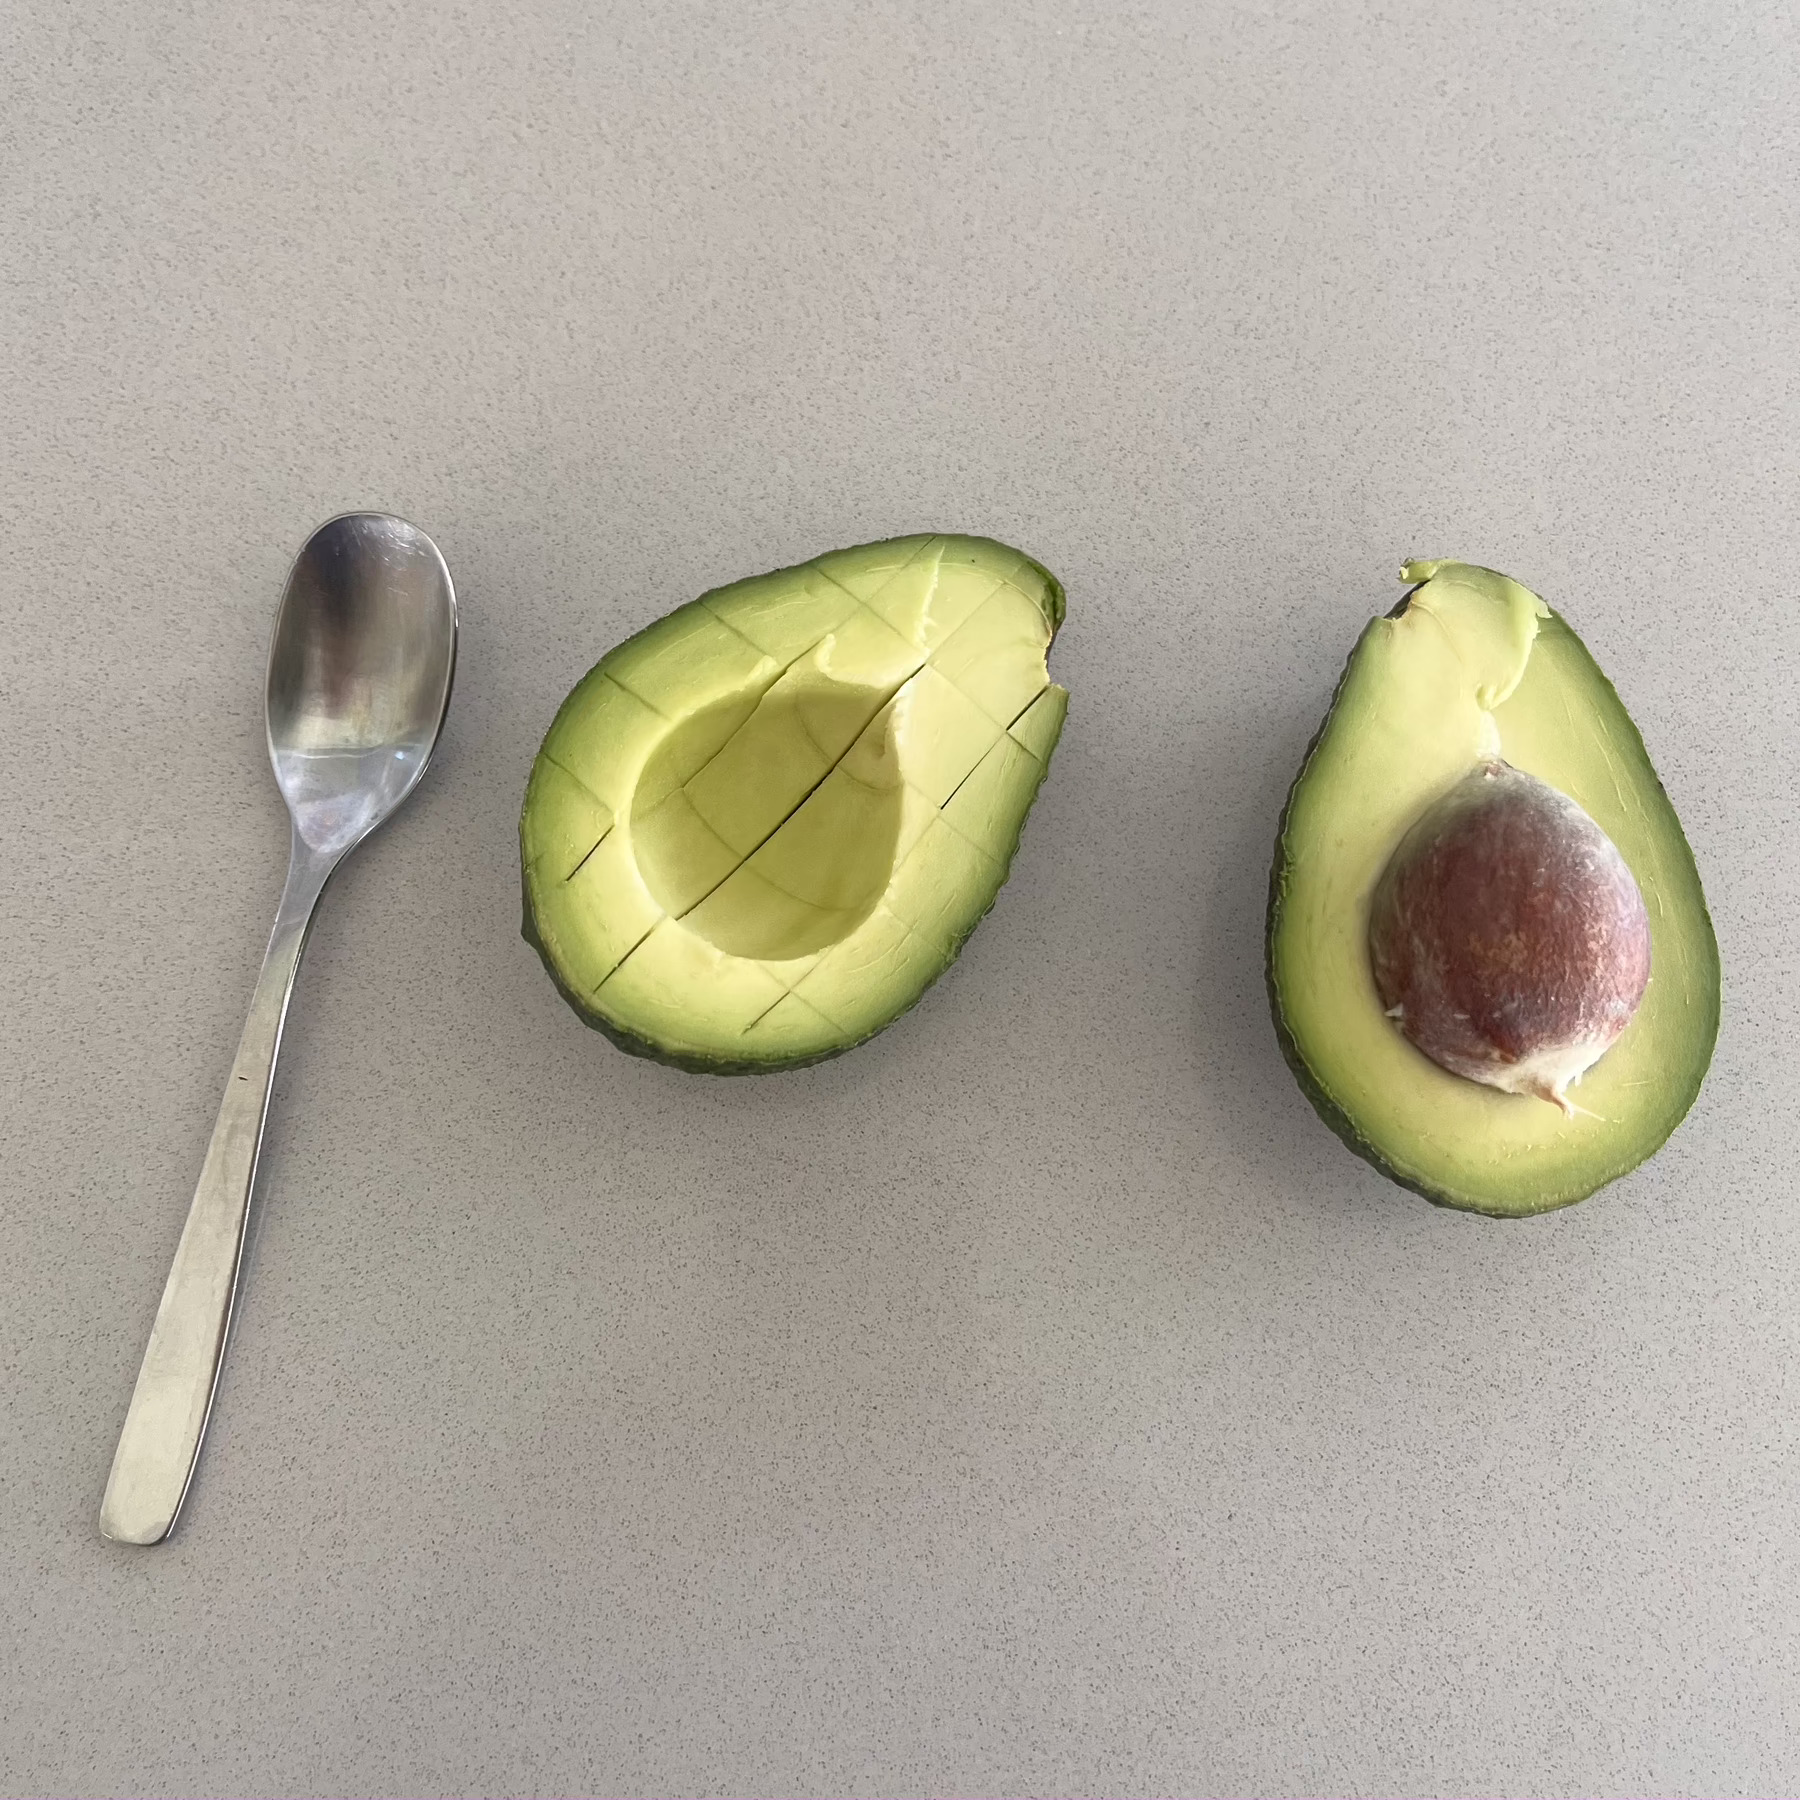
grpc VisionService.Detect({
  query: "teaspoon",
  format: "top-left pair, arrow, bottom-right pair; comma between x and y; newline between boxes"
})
100,512 -> 457,1544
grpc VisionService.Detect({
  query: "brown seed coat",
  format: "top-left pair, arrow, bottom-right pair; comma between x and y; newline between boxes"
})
1367,761 -> 1651,1107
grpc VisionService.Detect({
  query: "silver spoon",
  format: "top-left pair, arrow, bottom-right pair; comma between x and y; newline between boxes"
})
100,512 -> 458,1545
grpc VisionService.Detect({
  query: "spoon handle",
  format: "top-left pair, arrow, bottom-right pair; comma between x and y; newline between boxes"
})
100,838 -> 334,1544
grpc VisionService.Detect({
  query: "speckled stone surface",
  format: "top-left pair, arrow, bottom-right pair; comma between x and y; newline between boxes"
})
3,2 -> 1795,1794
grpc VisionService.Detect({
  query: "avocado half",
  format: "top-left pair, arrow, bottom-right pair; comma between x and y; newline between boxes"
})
1267,560 -> 1718,1216
521,533 -> 1068,1071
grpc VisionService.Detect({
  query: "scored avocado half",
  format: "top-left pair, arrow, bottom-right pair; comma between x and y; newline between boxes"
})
1267,560 -> 1719,1216
521,533 -> 1068,1071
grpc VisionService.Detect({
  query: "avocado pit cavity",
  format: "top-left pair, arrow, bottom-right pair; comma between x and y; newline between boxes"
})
1368,760 -> 1651,1114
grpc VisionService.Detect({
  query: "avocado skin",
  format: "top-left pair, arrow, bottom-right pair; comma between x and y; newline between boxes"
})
1265,587 -> 1720,1216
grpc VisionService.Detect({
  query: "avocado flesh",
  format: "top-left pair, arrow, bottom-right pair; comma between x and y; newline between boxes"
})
1268,561 -> 1718,1216
521,534 -> 1068,1071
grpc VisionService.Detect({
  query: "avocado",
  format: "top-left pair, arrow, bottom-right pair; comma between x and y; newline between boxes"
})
521,533 -> 1068,1071
1267,560 -> 1718,1216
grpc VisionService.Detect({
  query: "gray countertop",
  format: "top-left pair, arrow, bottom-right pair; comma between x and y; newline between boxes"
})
4,2 -> 1796,1793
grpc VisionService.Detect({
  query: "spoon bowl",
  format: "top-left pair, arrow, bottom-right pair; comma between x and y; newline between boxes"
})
101,512 -> 457,1545
268,513 -> 457,854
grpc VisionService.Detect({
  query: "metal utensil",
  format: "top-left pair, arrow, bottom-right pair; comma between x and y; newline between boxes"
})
100,512 -> 458,1545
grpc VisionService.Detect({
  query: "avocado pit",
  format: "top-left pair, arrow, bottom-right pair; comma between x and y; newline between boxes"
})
1368,761 -> 1651,1113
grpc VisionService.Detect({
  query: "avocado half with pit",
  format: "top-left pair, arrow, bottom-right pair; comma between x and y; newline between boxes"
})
1267,560 -> 1718,1216
521,533 -> 1068,1071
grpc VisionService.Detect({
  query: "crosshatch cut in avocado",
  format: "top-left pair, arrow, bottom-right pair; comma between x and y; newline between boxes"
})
1267,560 -> 1719,1217
521,534 -> 1069,1071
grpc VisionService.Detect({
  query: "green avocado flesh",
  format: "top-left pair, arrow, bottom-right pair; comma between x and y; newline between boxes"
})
521,534 -> 1068,1071
1268,561 -> 1718,1216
